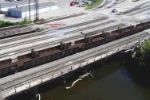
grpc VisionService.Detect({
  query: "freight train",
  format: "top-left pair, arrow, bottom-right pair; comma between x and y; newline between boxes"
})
0,26 -> 35,39
0,21 -> 150,77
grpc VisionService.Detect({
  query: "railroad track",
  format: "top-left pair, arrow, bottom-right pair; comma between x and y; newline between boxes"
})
0,20 -> 114,49
0,30 -> 149,92
84,23 -> 125,36
0,34 -> 82,59
0,17 -> 108,44
94,0 -> 125,10
0,22 -> 124,51
57,17 -> 108,30
118,2 -> 150,15
0,25 -> 30,31
0,13 -> 87,39
128,5 -> 150,15
36,12 -> 87,24
0,23 -> 126,61
0,18 -> 111,48
65,20 -> 115,34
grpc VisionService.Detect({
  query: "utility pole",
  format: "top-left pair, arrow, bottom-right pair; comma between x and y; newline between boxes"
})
29,0 -> 31,21
0,0 -> 1,13
34,0 -> 39,21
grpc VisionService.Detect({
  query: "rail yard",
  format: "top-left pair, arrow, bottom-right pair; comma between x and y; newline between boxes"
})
0,20 -> 150,77
0,0 -> 150,99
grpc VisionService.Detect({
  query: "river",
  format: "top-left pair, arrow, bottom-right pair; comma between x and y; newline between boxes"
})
11,58 -> 150,100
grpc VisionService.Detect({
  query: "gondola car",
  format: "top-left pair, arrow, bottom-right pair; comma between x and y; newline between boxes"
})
0,21 -> 150,77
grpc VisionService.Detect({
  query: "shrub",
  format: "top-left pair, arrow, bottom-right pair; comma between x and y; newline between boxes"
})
0,18 -> 32,28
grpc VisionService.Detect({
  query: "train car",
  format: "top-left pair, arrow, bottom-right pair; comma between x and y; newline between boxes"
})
134,23 -> 145,33
144,21 -> 150,29
0,21 -> 150,78
0,59 -> 18,77
0,26 -> 35,39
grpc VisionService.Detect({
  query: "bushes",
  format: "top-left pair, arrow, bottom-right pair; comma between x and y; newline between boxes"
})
85,0 -> 104,10
136,39 -> 150,66
0,17 -> 32,28
0,20 -> 14,27
36,27 -> 48,32
143,39 -> 150,54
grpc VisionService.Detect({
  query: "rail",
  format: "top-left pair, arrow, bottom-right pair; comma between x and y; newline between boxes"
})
0,29 -> 149,99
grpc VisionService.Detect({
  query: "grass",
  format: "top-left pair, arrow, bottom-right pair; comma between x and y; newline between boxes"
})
34,17 -> 53,24
36,27 -> 48,32
85,0 -> 104,10
0,17 -> 32,28
46,17 -> 52,20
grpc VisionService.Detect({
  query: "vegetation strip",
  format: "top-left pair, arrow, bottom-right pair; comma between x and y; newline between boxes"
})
0,17 -> 31,28
136,39 -> 150,66
85,0 -> 104,10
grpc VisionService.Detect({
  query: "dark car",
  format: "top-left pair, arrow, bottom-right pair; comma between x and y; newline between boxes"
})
111,9 -> 118,13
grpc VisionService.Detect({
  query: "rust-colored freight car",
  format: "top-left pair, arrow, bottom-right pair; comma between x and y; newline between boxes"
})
0,21 -> 150,77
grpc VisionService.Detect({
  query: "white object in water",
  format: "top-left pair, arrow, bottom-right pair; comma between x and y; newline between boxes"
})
65,78 -> 82,89
65,72 -> 93,89
36,94 -> 41,100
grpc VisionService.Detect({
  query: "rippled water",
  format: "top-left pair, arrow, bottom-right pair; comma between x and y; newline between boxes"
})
29,60 -> 150,100
10,58 -> 150,100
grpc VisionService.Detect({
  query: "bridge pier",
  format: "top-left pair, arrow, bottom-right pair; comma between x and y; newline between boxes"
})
97,55 -> 110,66
28,86 -> 39,97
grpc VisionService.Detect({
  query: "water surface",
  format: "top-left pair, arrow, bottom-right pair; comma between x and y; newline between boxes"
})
30,61 -> 150,100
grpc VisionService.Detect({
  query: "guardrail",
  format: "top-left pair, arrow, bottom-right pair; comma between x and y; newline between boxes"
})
0,29 -> 149,99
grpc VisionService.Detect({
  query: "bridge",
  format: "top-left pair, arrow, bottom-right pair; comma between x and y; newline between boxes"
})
0,28 -> 149,100
0,1 -> 150,99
